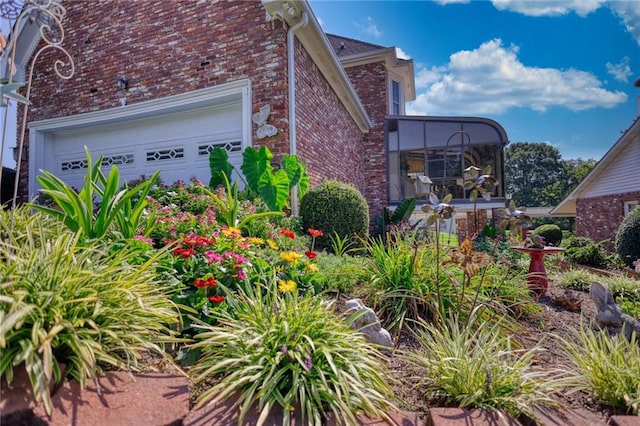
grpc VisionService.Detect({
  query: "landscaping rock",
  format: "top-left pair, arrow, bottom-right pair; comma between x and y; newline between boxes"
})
185,393 -> 425,425
608,415 -> 640,426
590,281 -> 640,341
31,372 -> 189,426
1,362 -> 65,421
345,298 -> 393,348
428,407 -> 519,425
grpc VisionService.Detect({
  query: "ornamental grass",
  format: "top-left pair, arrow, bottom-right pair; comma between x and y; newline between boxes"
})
405,309 -> 566,420
0,220 -> 182,415
189,278 -> 396,426
562,327 -> 640,414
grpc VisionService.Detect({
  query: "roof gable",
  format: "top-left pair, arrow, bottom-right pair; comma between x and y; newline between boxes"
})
551,117 -> 640,216
326,34 -> 386,58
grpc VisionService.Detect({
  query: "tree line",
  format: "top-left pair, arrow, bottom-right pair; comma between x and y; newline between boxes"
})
504,142 -> 596,229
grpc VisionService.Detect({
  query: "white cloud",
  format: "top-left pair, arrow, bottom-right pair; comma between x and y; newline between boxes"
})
414,65 -> 447,88
406,39 -> 627,116
488,0 -> 640,45
355,16 -> 382,39
608,1 -> 640,46
491,0 -> 605,17
395,47 -> 411,60
606,57 -> 632,83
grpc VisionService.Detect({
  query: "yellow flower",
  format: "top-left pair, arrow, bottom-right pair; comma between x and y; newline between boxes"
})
280,251 -> 303,264
305,263 -> 319,273
278,280 -> 297,293
222,226 -> 242,237
267,239 -> 279,250
248,237 -> 265,245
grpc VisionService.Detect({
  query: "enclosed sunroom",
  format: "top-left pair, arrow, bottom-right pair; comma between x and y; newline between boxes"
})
386,115 -> 509,234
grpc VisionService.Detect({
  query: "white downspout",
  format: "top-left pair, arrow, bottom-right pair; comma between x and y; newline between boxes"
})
287,11 -> 308,217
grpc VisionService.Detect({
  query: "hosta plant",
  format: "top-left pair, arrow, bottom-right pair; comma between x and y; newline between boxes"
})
562,326 -> 640,414
189,278 -> 396,426
405,310 -> 565,420
0,228 -> 182,415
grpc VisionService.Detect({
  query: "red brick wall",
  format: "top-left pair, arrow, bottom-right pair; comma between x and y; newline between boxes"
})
18,0 -> 380,216
294,40 -> 366,196
342,62 -> 388,219
20,1 -> 291,196
576,191 -> 640,250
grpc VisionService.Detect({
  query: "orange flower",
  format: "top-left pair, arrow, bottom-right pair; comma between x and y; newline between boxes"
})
446,237 -> 493,278
209,295 -> 226,304
308,228 -> 323,238
279,228 -> 296,240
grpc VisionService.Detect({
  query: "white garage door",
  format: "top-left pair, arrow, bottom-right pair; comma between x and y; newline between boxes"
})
51,103 -> 243,190
28,81 -> 252,198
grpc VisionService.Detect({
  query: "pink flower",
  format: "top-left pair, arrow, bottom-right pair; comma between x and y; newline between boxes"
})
204,251 -> 224,264
134,235 -> 153,245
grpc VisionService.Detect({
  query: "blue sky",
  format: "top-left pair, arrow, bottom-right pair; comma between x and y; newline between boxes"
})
310,0 -> 640,161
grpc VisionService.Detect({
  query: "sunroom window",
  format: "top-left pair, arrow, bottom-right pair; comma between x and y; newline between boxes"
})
386,116 -> 508,204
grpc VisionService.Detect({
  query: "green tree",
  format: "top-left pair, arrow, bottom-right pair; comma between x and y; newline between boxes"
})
505,142 -> 564,207
505,142 -> 596,230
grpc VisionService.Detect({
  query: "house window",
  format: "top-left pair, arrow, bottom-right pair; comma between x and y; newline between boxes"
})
624,200 -> 638,216
391,80 -> 400,115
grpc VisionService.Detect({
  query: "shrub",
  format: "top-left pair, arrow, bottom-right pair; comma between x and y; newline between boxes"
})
615,207 -> 640,268
555,268 -> 598,292
300,180 -> 369,251
189,280 -> 395,425
405,311 -> 564,420
533,224 -> 562,246
309,252 -> 369,295
1,166 -> 15,207
0,228 -> 181,415
563,327 -> 640,414
562,236 -> 609,268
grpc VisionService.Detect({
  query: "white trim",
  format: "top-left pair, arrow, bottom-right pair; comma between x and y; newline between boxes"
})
28,80 -> 252,197
624,200 -> 638,216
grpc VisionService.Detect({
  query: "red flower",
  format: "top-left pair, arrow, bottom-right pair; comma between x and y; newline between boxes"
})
182,236 -> 198,246
209,295 -> 226,304
308,228 -> 323,238
173,247 -> 196,258
305,250 -> 318,259
279,228 -> 296,240
195,277 -> 217,288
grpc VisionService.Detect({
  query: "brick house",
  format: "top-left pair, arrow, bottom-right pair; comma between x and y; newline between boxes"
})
551,117 -> 640,249
6,0 -> 508,231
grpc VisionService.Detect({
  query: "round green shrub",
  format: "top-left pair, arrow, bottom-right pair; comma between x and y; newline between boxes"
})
615,207 -> 640,268
533,224 -> 563,246
563,236 -> 608,269
300,180 -> 369,250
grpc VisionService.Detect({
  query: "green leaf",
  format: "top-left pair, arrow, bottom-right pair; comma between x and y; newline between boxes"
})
257,169 -> 290,211
390,197 -> 416,223
208,147 -> 234,188
241,146 -> 273,194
